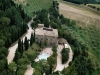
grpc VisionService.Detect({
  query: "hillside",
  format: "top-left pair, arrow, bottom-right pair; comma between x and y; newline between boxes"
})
58,1 -> 100,75
12,0 -> 52,16
59,1 -> 100,28
63,0 -> 100,4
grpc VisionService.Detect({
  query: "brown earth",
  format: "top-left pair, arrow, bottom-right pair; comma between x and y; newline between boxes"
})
59,2 -> 100,28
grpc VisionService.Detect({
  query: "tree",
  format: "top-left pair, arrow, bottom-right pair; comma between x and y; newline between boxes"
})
33,70 -> 42,75
33,31 -> 35,43
18,39 -> 23,54
0,39 -> 5,47
27,53 -> 34,61
0,47 -> 8,57
52,45 -> 57,53
50,22 -> 58,29
30,33 -> 33,46
0,10 -> 4,17
0,60 -> 5,71
24,37 -> 29,50
17,58 -> 30,65
0,17 -> 10,26
21,40 -> 23,52
47,56 -> 56,73
17,69 -> 25,75
8,62 -> 17,75
31,22 -> 36,29
14,50 -> 21,62
61,48 -> 69,64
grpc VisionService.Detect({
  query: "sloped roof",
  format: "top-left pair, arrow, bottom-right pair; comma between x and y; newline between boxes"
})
35,27 -> 58,37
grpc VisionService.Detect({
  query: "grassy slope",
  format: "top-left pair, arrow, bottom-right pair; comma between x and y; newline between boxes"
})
60,1 -> 100,75
59,1 -> 100,28
13,0 -> 52,17
61,1 -> 100,16
87,4 -> 100,8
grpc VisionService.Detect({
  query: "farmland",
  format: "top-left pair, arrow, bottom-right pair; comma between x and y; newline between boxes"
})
59,1 -> 100,28
12,0 -> 52,17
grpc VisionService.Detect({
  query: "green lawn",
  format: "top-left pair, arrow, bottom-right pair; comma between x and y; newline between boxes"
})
25,43 -> 40,54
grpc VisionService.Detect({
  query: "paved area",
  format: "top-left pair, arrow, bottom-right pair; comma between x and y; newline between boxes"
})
54,44 -> 73,71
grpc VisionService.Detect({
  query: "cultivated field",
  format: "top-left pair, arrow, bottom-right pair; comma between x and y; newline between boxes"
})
12,0 -> 52,16
59,1 -> 100,28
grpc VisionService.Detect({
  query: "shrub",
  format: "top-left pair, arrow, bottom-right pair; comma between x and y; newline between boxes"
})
61,48 -> 69,64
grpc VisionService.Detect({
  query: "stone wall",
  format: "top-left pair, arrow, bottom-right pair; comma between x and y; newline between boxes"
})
35,34 -> 58,46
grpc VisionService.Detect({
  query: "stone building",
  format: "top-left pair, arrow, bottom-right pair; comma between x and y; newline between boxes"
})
35,24 -> 58,46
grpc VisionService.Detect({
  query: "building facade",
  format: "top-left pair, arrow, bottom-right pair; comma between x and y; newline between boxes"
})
35,25 -> 58,46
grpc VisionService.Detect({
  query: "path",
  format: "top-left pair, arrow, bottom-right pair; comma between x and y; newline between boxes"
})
54,44 -> 73,71
24,64 -> 34,75
7,19 -> 33,64
7,18 -> 34,75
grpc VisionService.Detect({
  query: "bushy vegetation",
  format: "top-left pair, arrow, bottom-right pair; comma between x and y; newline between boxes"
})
63,0 -> 98,4
0,0 -> 99,75
61,48 -> 69,64
87,4 -> 100,11
0,0 -> 30,74
58,13 -> 100,75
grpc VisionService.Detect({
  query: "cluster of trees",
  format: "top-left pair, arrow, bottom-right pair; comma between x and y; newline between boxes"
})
61,48 -> 69,64
87,5 -> 100,11
57,13 -> 95,74
33,9 -> 49,27
13,33 -> 37,75
63,0 -> 97,4
0,0 -> 31,74
32,1 -> 60,29
47,45 -> 57,74
31,20 -> 41,29
14,33 -> 35,61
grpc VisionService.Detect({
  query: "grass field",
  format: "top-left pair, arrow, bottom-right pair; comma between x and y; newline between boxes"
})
12,0 -> 52,17
59,1 -> 100,28
62,23 -> 100,75
59,1 -> 100,74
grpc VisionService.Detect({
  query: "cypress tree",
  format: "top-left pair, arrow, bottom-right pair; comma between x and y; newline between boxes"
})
24,37 -> 29,50
33,31 -> 35,42
14,50 -> 21,62
30,33 -> 33,46
21,40 -> 23,54
17,39 -> 23,55
18,39 -> 22,53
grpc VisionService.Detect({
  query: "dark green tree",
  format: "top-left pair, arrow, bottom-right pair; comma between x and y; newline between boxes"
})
33,31 -> 35,43
30,33 -> 33,46
18,39 -> 22,53
24,37 -> 29,50
14,50 -> 21,63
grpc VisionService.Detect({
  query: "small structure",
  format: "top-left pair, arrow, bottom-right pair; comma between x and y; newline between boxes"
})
58,38 -> 67,45
65,44 -> 69,48
35,24 -> 58,46
38,24 -> 44,28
